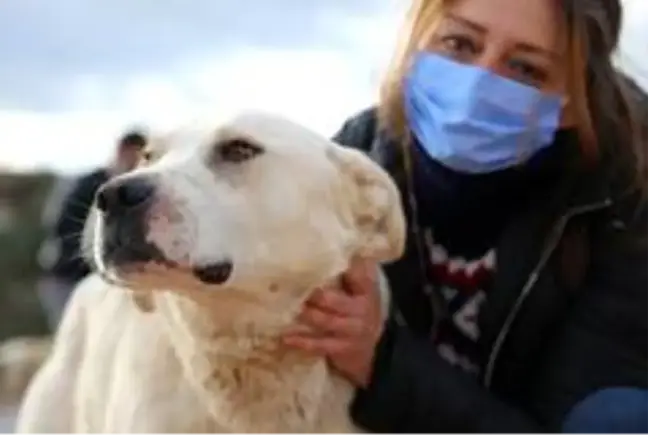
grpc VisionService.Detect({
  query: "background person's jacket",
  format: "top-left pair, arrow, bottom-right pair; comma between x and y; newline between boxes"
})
38,168 -> 109,283
334,79 -> 648,432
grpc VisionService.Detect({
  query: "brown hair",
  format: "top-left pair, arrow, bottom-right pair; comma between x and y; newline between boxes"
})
378,0 -> 646,191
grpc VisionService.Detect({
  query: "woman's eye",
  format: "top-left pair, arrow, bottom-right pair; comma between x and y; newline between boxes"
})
439,35 -> 478,59
508,59 -> 549,85
218,139 -> 264,163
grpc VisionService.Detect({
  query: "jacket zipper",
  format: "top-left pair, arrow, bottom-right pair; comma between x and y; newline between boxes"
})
482,198 -> 613,388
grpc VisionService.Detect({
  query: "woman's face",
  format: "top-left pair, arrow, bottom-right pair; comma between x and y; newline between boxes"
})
423,0 -> 569,95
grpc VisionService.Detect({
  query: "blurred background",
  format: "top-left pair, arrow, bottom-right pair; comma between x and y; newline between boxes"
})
0,0 -> 645,430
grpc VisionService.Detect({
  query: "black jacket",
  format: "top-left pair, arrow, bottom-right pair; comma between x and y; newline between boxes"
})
39,168 -> 109,283
333,108 -> 648,432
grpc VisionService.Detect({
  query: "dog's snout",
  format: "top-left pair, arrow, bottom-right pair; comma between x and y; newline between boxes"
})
96,177 -> 155,213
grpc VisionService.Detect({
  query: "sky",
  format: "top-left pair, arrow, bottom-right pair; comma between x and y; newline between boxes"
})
0,0 -> 645,174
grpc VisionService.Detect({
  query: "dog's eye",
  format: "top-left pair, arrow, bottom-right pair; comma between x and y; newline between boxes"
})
218,139 -> 263,163
141,150 -> 154,162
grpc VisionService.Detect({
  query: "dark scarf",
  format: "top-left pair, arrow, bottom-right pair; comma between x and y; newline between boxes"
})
410,129 -> 579,260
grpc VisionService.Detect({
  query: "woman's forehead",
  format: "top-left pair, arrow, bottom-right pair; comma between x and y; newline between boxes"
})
443,0 -> 566,54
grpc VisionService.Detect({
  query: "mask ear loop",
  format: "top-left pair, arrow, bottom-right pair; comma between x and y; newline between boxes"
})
400,133 -> 448,340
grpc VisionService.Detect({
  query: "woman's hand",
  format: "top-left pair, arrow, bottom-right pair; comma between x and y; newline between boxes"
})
282,258 -> 384,387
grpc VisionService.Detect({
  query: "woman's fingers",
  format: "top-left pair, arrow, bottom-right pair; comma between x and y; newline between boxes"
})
297,305 -> 363,337
307,259 -> 378,315
342,257 -> 378,296
282,259 -> 381,362
282,334 -> 352,355
307,287 -> 361,317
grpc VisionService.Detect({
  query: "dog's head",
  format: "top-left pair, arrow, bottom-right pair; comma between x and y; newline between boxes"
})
86,111 -> 405,304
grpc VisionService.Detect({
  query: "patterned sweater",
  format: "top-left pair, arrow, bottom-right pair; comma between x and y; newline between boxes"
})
409,132 -> 571,374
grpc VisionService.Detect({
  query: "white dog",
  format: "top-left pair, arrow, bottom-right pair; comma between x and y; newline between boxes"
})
16,111 -> 406,433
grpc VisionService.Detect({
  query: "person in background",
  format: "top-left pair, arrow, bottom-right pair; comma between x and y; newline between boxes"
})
283,0 -> 648,432
36,130 -> 147,330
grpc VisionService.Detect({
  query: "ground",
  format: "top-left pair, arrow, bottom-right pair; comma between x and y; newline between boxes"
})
0,405 -> 17,433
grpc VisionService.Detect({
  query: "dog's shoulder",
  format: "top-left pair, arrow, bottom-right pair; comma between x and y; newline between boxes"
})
23,273 -> 115,390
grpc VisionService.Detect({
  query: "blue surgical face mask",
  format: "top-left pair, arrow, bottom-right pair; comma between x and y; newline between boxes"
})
403,52 -> 564,174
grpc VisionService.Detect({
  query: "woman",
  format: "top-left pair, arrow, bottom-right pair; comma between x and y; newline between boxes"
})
283,0 -> 648,432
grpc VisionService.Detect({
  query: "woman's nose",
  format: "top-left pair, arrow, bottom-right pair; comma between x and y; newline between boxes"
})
472,46 -> 506,76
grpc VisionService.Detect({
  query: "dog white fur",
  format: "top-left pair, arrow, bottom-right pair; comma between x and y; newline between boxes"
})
0,335 -> 52,405
16,111 -> 405,433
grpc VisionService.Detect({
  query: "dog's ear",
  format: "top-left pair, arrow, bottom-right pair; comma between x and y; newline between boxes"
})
327,144 -> 406,263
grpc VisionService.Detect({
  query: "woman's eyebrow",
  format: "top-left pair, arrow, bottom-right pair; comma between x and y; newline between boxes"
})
446,13 -> 560,61
445,13 -> 487,33
515,42 -> 561,61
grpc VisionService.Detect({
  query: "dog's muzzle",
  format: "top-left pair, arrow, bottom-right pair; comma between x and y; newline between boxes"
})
95,176 -> 235,286
95,176 -> 166,268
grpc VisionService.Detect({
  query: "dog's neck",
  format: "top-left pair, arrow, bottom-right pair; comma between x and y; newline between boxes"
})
157,285 -> 307,357
152,282 -> 353,432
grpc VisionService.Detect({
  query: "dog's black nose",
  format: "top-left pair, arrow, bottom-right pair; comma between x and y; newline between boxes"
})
96,177 -> 155,213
